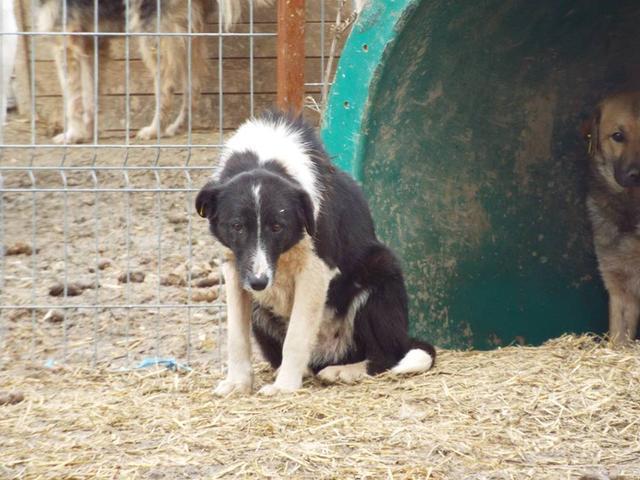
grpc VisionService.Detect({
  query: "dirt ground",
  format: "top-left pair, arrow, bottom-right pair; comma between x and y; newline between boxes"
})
1,336 -> 639,479
1,113 -> 234,370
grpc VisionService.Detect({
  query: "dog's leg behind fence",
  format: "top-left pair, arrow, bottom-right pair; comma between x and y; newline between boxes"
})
165,34 -> 205,138
136,36 -> 175,140
165,68 -> 188,138
53,42 -> 88,144
79,45 -> 95,143
165,3 -> 204,139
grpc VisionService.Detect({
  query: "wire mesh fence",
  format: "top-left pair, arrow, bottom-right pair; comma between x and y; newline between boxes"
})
0,0 -> 348,370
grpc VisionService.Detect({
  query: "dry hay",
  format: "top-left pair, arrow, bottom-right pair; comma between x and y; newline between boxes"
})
1,334 -> 639,479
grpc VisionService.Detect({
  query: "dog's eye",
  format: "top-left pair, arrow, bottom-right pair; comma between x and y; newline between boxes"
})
231,222 -> 243,232
271,223 -> 282,233
612,131 -> 625,143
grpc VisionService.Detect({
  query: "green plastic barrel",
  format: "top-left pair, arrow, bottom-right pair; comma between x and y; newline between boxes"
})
319,0 -> 640,349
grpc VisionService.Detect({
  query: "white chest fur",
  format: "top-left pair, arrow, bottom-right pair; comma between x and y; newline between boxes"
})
246,238 -> 367,367
250,236 -> 314,317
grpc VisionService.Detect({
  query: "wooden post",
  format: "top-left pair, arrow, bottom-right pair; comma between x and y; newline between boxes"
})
277,0 -> 305,114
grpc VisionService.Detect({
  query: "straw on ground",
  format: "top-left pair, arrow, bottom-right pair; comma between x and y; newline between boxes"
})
1,335 -> 639,479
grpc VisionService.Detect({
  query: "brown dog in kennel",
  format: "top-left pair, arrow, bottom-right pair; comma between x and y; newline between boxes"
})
37,0 -> 270,144
584,91 -> 640,344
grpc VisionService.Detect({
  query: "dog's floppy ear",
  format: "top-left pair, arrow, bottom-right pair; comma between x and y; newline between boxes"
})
297,190 -> 315,237
195,183 -> 221,219
580,107 -> 601,156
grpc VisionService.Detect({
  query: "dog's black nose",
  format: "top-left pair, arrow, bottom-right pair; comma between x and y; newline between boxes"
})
613,163 -> 640,188
626,167 -> 640,186
248,274 -> 269,291
618,165 -> 640,188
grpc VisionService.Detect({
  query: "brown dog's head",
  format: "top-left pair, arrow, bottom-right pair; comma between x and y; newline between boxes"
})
583,92 -> 640,190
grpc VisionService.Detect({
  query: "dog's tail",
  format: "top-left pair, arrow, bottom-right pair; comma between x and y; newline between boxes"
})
391,338 -> 436,375
217,0 -> 274,31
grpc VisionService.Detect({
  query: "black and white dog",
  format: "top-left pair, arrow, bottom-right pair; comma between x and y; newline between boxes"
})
196,111 -> 435,395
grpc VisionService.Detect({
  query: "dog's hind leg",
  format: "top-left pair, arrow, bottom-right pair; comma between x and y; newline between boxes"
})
317,361 -> 368,384
136,37 -> 175,140
608,286 -> 639,345
164,36 -> 205,137
160,37 -> 188,138
163,78 -> 187,137
337,244 -> 434,379
79,41 -> 96,142
627,303 -> 640,343
163,65 -> 192,138
136,0 -> 207,140
52,39 -> 90,144
164,6 -> 206,138
0,0 -> 17,138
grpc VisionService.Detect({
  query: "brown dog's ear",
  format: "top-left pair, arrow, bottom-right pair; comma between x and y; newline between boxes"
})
580,107 -> 601,155
297,190 -> 315,237
195,183 -> 221,219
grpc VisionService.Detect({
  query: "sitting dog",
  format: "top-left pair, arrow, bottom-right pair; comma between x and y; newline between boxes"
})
584,91 -> 640,344
36,0 -> 271,143
196,111 -> 436,395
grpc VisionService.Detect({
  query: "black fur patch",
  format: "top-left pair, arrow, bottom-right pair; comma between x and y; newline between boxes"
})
64,0 -> 125,23
251,306 -> 285,368
218,151 -> 260,182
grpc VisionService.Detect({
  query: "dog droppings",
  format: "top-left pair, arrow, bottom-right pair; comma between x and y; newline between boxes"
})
97,258 -> 112,270
5,242 -> 34,255
118,271 -> 145,284
43,309 -> 65,323
0,391 -> 24,406
49,281 -> 95,297
195,274 -> 222,288
167,213 -> 188,225
191,289 -> 219,303
89,258 -> 113,273
160,273 -> 186,287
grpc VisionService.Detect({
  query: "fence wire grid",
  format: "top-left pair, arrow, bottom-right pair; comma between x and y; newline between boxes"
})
0,0 -> 346,370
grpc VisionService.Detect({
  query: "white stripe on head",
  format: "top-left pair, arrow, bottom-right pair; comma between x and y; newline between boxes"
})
250,183 -> 272,282
252,184 -> 261,210
218,116 -> 322,219
252,247 -> 270,278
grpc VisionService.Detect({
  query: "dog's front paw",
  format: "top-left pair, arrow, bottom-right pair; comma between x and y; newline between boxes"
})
317,363 -> 367,384
53,129 -> 88,145
257,382 -> 300,396
164,121 -> 182,137
213,378 -> 252,396
258,374 -> 303,396
136,125 -> 161,140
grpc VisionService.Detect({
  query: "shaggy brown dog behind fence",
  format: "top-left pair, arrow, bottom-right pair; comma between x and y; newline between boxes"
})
584,91 -> 640,344
37,0 -> 270,144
